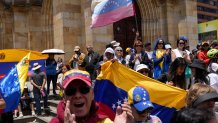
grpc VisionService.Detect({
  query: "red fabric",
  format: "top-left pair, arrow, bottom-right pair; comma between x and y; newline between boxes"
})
97,102 -> 115,120
197,51 -> 210,66
0,109 -> 3,114
49,100 -> 108,123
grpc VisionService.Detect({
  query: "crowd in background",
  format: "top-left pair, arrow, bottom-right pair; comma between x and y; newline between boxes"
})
3,34 -> 218,123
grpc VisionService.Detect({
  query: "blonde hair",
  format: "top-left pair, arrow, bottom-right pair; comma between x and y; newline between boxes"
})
186,83 -> 216,107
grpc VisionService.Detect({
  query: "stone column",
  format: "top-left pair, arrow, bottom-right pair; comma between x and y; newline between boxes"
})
178,0 -> 198,50
53,0 -> 82,61
12,7 -> 28,48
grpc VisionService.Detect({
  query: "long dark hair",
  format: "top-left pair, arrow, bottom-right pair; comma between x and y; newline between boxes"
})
194,67 -> 209,84
168,58 -> 187,89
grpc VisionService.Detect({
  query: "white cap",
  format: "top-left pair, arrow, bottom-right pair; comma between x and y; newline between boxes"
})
104,47 -> 115,55
165,44 -> 172,49
135,64 -> 150,72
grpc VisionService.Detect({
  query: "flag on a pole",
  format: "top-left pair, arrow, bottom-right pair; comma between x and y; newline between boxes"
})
91,0 -> 135,28
0,52 -> 31,112
94,61 -> 187,123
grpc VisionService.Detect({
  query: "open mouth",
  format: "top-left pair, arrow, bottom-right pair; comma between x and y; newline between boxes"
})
74,103 -> 85,108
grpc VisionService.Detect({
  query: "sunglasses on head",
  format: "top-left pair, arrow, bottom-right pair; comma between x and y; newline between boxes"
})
65,86 -> 91,96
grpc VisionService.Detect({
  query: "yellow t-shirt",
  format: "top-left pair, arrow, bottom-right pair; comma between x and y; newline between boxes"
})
98,118 -> 113,123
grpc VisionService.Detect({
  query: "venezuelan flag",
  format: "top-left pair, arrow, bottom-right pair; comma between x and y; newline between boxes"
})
94,61 -> 187,123
0,49 -> 48,81
0,52 -> 31,112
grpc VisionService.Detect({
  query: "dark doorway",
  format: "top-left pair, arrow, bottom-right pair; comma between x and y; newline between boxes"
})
113,2 -> 141,54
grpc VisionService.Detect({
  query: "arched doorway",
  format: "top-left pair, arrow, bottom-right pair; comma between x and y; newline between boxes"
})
113,2 -> 141,52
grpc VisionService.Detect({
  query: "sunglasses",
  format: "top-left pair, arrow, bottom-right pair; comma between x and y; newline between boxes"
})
65,86 -> 91,96
158,43 -> 163,45
116,50 -> 123,52
179,42 -> 185,45
138,70 -> 149,74
137,108 -> 152,115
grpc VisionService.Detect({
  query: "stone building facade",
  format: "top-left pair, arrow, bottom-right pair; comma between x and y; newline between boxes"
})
0,0 -> 198,61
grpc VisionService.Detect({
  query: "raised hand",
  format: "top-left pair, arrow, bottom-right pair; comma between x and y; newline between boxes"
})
64,100 -> 77,123
114,102 -> 134,123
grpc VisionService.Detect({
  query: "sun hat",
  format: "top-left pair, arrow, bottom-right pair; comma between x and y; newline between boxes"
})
128,86 -> 154,112
32,63 -> 42,71
193,93 -> 218,107
62,70 -> 92,89
189,59 -> 206,70
74,46 -> 80,51
135,64 -> 150,72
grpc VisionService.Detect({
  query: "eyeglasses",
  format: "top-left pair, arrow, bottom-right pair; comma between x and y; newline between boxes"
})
116,50 -> 123,52
135,45 -> 143,47
65,86 -> 91,96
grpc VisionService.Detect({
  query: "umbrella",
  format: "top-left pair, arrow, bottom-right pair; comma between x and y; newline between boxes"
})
41,49 -> 65,54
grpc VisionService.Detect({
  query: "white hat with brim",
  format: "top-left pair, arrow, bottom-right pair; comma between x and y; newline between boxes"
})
32,63 -> 42,71
165,44 -> 172,49
136,64 -> 150,72
113,42 -> 120,47
74,46 -> 80,51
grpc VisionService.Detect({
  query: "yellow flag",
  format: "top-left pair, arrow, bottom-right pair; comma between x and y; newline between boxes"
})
17,52 -> 31,93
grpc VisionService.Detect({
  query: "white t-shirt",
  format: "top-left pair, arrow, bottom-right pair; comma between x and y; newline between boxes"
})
125,54 -> 131,65
172,48 -> 190,58
134,53 -> 141,70
208,73 -> 218,92
57,73 -> 64,86
145,51 -> 153,60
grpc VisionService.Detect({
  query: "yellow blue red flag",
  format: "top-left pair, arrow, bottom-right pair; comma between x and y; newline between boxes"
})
0,49 -> 48,81
0,52 -> 31,112
94,61 -> 187,123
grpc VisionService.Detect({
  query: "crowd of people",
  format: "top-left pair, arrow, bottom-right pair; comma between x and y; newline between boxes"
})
1,35 -> 218,123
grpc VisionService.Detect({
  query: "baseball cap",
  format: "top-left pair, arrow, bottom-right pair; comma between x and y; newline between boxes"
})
63,70 -> 92,89
74,46 -> 80,51
135,64 -> 149,72
179,36 -> 189,41
128,86 -> 154,112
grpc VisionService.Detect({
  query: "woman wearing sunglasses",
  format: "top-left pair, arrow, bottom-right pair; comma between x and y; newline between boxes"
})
50,70 -> 133,123
128,86 -> 162,123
